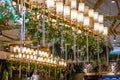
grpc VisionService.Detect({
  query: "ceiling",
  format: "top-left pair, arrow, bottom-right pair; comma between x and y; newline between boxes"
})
0,0 -> 120,46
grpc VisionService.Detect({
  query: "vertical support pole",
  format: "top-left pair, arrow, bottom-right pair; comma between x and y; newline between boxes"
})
61,26 -> 64,55
10,60 -> 12,79
52,38 -> 55,56
74,33 -> 76,62
86,34 -> 89,62
97,37 -> 101,74
106,38 -> 109,65
65,44 -> 68,62
42,0 -> 45,47
19,2 -> 26,78
65,44 -> 67,80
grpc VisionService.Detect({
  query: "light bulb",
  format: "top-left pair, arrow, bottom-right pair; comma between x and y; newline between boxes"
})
83,17 -> 90,26
98,15 -> 104,23
56,1 -> 63,15
18,53 -> 22,58
94,12 -> 98,21
46,0 -> 54,10
26,48 -> 30,54
71,10 -> 77,21
78,3 -> 85,12
71,0 -> 77,9
94,23 -> 99,31
88,9 -> 94,17
64,6 -> 70,18
30,55 -> 33,60
27,55 -> 29,59
77,12 -> 84,23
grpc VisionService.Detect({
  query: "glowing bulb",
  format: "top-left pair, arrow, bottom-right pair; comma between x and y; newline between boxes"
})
46,0 -> 54,10
71,0 -> 77,9
27,55 -> 29,59
18,53 -> 22,58
30,55 -> 33,59
56,1 -> 63,15
83,17 -> 90,26
78,3 -> 85,12
64,6 -> 70,18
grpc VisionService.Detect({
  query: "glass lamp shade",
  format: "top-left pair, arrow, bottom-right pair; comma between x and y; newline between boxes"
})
88,9 -> 94,17
30,55 -> 33,59
26,48 -> 30,54
71,0 -> 77,9
46,0 -> 54,10
23,54 -> 26,58
64,6 -> 70,18
27,55 -> 29,59
78,3 -> 85,12
84,6 -> 89,15
77,12 -> 84,23
98,15 -> 104,23
83,17 -> 90,26
94,23 -> 99,31
56,2 -> 63,15
13,47 -> 17,52
18,53 -> 22,58
31,49 -> 34,55
99,24 -> 104,33
34,55 -> 37,60
103,27 -> 108,35
22,47 -> 26,53
94,12 -> 98,21
71,10 -> 78,21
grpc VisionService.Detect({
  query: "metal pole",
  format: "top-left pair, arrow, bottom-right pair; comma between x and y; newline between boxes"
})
61,27 -> 64,54
42,1 -> 46,47
52,38 -> 55,56
97,37 -> 101,74
74,33 -> 76,62
97,37 -> 100,63
19,2 -> 26,78
65,44 -> 68,61
106,38 -> 109,65
86,34 -> 89,62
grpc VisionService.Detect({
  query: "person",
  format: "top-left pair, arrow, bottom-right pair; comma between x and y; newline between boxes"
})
31,70 -> 39,80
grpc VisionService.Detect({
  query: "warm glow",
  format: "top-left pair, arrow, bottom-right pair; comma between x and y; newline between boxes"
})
78,3 -> 85,12
46,0 -> 54,10
27,55 -> 29,59
98,15 -> 104,23
83,17 -> 90,26
64,6 -> 70,18
26,48 -> 30,54
94,12 -> 98,21
77,12 -> 84,23
23,54 -> 26,58
94,23 -> 99,31
103,27 -> 108,35
34,55 -> 37,60
30,55 -> 33,59
88,9 -> 94,17
99,24 -> 104,33
18,53 -> 22,58
71,10 -> 78,21
22,47 -> 26,53
56,2 -> 63,15
71,0 -> 77,9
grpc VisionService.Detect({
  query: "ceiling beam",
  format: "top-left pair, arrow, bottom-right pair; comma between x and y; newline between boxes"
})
104,15 -> 120,21
115,0 -> 120,13
93,0 -> 105,11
